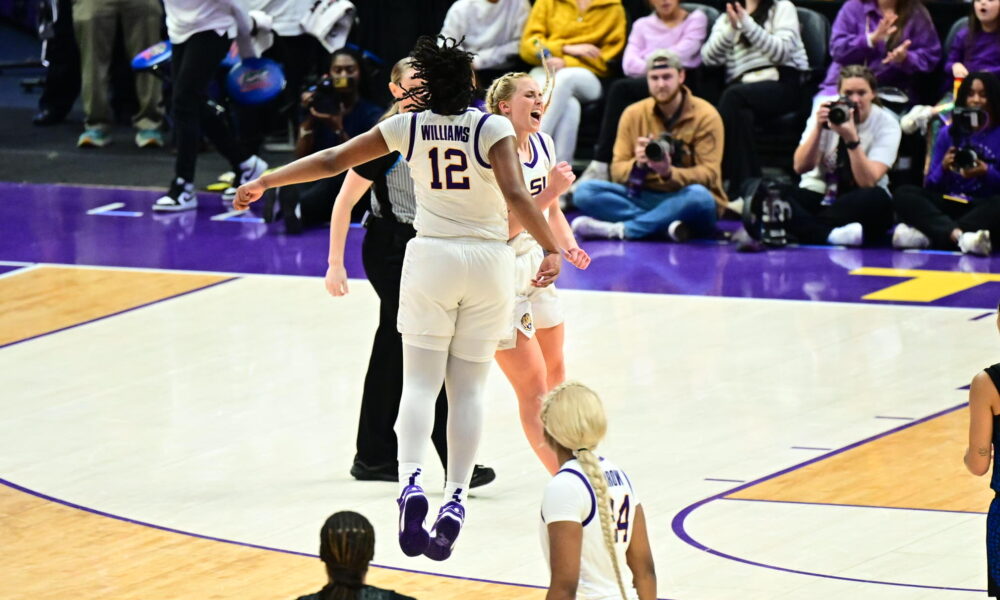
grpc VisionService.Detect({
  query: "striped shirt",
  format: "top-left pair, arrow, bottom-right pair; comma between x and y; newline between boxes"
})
365,154 -> 417,224
699,0 -> 808,84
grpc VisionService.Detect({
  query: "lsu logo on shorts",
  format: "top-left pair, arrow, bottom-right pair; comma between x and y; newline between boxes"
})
520,312 -> 533,333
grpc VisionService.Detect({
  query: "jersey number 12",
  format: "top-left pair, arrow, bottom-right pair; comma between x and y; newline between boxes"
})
428,148 -> 470,190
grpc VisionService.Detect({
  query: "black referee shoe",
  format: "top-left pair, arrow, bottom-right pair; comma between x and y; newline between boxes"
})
350,460 -> 496,489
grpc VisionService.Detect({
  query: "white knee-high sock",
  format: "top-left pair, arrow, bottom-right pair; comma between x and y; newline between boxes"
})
396,344 -> 448,493
442,354 -> 492,504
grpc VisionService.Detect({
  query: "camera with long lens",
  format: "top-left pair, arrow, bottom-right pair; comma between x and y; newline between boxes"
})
949,106 -> 987,171
826,96 -> 857,127
644,133 -> 679,163
308,77 -> 348,115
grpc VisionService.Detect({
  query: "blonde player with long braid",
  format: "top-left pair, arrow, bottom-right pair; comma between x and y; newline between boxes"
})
540,382 -> 656,600
486,72 -> 590,474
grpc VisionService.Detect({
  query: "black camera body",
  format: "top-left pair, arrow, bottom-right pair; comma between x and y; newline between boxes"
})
949,106 -> 987,171
309,77 -> 348,115
644,133 -> 682,164
826,96 -> 857,127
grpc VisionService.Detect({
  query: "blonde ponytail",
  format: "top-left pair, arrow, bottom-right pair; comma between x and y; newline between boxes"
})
541,382 -> 628,600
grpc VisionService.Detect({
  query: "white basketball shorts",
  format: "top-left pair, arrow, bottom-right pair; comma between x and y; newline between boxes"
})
496,232 -> 563,351
398,236 -> 515,361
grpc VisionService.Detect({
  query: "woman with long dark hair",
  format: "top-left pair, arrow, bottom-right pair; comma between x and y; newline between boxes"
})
892,72 -> 1000,255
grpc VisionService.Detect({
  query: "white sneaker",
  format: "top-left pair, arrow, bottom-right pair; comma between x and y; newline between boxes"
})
891,223 -> 930,250
667,220 -> 690,243
153,177 -> 198,212
222,155 -> 269,203
571,215 -> 625,240
571,161 -> 609,192
958,229 -> 992,256
826,222 -> 863,246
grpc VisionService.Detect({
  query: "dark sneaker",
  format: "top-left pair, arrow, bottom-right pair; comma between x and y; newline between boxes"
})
469,464 -> 495,488
397,481 -> 430,557
153,178 -> 197,212
424,499 -> 465,561
350,460 -> 397,482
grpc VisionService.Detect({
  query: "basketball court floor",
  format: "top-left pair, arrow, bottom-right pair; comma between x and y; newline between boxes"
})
2,180 -> 999,599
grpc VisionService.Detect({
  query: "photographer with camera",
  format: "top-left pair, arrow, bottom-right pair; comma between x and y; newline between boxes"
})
570,50 -> 725,241
765,65 -> 901,246
892,72 -> 1000,256
263,47 -> 385,233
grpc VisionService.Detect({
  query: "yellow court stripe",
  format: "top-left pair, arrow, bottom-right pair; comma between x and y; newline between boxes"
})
728,407 -> 994,513
0,266 -> 232,347
0,481 -> 544,599
851,267 -> 1000,303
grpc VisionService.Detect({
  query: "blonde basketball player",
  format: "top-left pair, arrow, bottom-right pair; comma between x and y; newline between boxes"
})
541,382 -> 656,600
235,36 -> 563,562
486,73 -> 590,474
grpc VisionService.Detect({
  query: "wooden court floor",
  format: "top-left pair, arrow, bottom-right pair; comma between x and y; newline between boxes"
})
1,264 -> 996,599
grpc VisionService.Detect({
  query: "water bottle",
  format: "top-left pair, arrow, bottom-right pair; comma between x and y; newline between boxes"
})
626,162 -> 648,200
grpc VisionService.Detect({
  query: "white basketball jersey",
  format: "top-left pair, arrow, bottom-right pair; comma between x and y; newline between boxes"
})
378,109 -> 516,241
520,131 -> 556,218
540,457 -> 640,600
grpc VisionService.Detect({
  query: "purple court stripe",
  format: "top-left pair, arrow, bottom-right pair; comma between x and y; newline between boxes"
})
670,401 -> 986,593
874,415 -> 914,421
790,446 -> 832,451
971,311 -> 996,321
0,276 -> 237,351
0,476 -> 684,598
705,478 -> 746,483
721,496 -> 988,516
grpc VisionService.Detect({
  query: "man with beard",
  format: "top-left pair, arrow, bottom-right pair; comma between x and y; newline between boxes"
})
570,50 -> 725,242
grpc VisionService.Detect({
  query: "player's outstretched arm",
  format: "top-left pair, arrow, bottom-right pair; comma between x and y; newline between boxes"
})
625,504 -> 657,600
490,136 -> 562,286
234,128 -> 389,210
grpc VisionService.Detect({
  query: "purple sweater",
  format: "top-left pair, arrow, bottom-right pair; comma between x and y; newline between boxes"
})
818,0 -> 941,98
926,123 -> 1000,198
622,10 -> 708,76
944,27 -> 1000,80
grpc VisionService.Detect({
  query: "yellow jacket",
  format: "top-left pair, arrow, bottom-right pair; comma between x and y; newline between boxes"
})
519,0 -> 626,77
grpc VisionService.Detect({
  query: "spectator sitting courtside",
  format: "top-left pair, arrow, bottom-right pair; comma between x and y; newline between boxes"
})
571,50 -> 724,242
892,72 -> 1000,256
577,0 -> 709,185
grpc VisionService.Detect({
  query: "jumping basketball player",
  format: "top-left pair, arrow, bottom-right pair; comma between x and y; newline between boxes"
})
235,36 -> 563,562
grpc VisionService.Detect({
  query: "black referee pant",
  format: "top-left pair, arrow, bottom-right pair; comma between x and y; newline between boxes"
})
354,216 -> 449,468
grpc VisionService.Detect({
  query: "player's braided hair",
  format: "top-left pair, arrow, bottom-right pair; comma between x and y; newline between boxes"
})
541,381 -> 629,600
316,511 -> 375,600
404,35 -> 476,115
